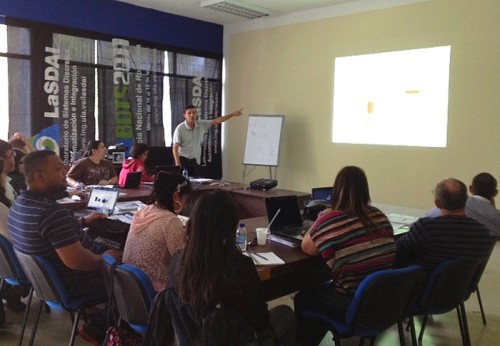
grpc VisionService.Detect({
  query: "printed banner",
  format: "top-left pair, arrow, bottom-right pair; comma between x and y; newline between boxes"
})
30,123 -> 60,154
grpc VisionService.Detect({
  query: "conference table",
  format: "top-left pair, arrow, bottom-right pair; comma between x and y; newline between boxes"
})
62,181 -> 311,219
242,216 -> 330,301
62,183 -> 415,301
61,181 -> 323,301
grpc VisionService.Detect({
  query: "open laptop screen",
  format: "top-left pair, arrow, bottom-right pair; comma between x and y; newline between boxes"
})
122,171 -> 142,189
264,195 -> 303,232
311,186 -> 332,202
86,187 -> 119,214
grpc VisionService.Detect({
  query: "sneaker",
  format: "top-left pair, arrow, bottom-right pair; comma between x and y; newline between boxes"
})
78,322 -> 105,346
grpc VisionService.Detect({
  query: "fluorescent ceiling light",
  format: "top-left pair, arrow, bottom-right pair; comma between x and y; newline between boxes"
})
200,0 -> 271,20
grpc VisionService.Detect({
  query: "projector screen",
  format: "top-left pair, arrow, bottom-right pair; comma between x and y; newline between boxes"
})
332,46 -> 451,147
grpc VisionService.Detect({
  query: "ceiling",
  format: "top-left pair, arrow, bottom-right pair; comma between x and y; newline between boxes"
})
116,0 -> 361,25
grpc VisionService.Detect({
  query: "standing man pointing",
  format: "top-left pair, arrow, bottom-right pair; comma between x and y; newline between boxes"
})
172,105 -> 244,177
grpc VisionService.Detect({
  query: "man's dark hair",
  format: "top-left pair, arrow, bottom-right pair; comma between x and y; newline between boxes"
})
184,105 -> 196,112
24,150 -> 56,183
434,178 -> 468,211
471,173 -> 497,199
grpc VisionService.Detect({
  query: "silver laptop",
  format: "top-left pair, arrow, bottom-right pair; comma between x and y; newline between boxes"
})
75,186 -> 119,216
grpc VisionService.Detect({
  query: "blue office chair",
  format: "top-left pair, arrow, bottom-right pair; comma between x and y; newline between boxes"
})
102,254 -> 156,335
408,260 -> 479,346
301,265 -> 426,346
0,234 -> 34,344
14,249 -> 108,346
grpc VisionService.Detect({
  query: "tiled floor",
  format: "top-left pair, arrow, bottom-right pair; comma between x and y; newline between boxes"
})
1,242 -> 499,345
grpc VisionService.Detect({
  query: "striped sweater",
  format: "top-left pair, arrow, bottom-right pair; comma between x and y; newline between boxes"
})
396,216 -> 493,272
310,206 -> 396,295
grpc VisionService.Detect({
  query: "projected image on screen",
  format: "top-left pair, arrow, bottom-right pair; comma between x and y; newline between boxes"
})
332,46 -> 451,147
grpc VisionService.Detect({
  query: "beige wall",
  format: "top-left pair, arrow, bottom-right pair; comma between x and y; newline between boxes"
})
222,0 -> 500,210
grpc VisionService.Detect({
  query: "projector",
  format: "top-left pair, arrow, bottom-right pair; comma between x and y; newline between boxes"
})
249,178 -> 278,191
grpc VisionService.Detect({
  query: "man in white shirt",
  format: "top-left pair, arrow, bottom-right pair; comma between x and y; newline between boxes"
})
426,172 -> 500,238
172,105 -> 243,177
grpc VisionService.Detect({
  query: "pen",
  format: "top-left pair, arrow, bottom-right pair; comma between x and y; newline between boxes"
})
249,249 -> 268,261
268,208 -> 281,231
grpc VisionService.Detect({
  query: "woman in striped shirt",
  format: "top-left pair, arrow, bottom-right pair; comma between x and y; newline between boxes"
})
294,166 -> 396,345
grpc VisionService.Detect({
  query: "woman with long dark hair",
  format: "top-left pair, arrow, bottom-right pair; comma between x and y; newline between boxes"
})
294,166 -> 396,345
169,190 -> 296,344
122,172 -> 190,292
118,143 -> 154,186
0,158 -> 28,312
66,140 -> 118,187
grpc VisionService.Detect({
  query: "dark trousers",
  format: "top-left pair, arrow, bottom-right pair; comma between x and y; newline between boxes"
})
294,282 -> 352,346
180,156 -> 200,178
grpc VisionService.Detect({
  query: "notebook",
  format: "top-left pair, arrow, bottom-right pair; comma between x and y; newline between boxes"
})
75,186 -> 119,217
311,186 -> 332,202
264,195 -> 310,244
122,171 -> 142,189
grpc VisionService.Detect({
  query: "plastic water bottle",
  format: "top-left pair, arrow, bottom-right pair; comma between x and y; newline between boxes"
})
236,223 -> 247,252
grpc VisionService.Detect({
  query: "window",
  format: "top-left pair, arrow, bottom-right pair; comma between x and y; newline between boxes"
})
0,21 -> 223,179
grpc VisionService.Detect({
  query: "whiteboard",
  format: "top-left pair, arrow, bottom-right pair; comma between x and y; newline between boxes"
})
243,115 -> 284,166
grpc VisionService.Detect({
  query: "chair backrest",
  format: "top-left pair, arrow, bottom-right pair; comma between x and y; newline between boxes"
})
465,237 -> 497,300
102,254 -> 156,326
0,234 -> 27,285
347,265 -> 426,332
416,259 -> 478,315
145,288 -> 259,346
14,249 -> 69,308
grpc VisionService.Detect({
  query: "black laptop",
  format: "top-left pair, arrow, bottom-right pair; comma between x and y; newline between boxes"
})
122,171 -> 142,189
311,186 -> 332,202
264,195 -> 311,243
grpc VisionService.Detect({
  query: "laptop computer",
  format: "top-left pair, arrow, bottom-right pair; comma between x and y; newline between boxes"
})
264,195 -> 311,244
122,171 -> 142,189
311,186 -> 332,202
75,186 -> 119,217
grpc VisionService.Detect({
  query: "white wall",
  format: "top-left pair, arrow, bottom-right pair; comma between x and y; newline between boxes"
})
221,0 -> 500,210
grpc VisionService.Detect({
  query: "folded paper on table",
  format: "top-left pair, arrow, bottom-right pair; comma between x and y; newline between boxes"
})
245,252 -> 285,266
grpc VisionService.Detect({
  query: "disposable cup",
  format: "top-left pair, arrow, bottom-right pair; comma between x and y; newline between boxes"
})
256,227 -> 268,246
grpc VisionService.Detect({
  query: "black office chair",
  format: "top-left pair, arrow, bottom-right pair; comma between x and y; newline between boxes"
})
300,265 -> 426,346
102,254 -> 156,335
14,249 -> 108,346
145,287 -> 266,345
408,260 -> 479,346
463,237 -> 497,326
0,234 -> 34,343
